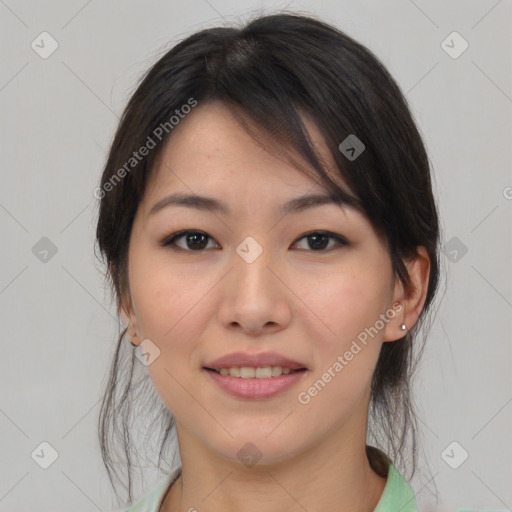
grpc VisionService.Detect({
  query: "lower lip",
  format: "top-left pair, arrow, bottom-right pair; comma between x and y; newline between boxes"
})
204,368 -> 307,399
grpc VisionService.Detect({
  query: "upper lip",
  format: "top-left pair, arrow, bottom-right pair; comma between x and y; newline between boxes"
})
204,351 -> 308,370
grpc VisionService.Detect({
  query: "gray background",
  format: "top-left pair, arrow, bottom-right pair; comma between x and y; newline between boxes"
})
1,0 -> 511,511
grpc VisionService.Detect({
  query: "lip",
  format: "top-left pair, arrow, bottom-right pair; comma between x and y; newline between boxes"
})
204,351 -> 308,371
204,367 -> 308,399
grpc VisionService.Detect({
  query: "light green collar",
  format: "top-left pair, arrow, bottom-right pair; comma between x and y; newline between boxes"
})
126,462 -> 416,512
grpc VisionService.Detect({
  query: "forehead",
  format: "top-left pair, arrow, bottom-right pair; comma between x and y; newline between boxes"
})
148,101 -> 349,191
136,103 -> 365,235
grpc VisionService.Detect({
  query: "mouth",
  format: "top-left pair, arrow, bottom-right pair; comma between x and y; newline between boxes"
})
203,366 -> 308,399
202,351 -> 309,398
203,366 -> 307,378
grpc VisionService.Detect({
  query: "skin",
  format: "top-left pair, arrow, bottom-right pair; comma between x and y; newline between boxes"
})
120,100 -> 430,512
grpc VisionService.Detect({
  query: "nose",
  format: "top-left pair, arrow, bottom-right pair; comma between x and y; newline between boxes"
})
217,241 -> 292,336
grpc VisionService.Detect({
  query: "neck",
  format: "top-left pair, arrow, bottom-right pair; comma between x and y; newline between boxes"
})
161,425 -> 387,512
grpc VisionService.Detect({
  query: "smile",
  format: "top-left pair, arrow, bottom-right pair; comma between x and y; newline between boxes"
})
206,366 -> 304,378
204,367 -> 308,399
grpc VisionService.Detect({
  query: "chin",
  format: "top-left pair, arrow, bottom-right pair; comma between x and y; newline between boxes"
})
205,433 -> 306,469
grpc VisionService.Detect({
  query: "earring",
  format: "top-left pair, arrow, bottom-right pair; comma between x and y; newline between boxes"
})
395,301 -> 406,333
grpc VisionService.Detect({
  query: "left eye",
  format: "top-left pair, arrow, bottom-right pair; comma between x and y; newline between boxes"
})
159,230 -> 348,252
293,231 -> 349,251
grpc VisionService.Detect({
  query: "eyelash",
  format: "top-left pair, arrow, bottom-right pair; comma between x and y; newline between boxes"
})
159,230 -> 349,253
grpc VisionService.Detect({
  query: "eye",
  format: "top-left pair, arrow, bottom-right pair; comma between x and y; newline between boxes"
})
292,231 -> 349,251
160,229 -> 349,253
159,230 -> 219,252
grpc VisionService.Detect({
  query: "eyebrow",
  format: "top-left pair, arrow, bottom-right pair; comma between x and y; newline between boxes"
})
148,191 -> 360,217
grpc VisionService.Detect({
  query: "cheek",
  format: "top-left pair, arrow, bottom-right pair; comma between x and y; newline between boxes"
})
130,250 -> 214,339
298,262 -> 390,402
295,277 -> 385,424
129,255 -> 224,383
129,261 -> 214,413
303,261 -> 390,348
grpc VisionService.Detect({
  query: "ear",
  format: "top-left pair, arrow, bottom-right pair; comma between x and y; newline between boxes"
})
118,290 -> 137,332
382,246 -> 431,342
119,305 -> 131,328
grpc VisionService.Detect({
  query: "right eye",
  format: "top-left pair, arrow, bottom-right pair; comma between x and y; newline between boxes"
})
159,230 -> 220,252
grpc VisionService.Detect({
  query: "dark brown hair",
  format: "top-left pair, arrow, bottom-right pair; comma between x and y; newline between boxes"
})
94,11 -> 443,505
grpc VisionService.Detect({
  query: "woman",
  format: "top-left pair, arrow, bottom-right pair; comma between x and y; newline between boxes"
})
95,11 -> 440,512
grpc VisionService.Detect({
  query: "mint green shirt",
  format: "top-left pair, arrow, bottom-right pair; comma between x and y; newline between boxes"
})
126,463 -> 416,512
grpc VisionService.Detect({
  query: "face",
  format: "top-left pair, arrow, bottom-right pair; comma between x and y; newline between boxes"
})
121,100 -> 406,468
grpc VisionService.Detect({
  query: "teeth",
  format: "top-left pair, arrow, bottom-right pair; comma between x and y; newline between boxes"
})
216,366 -> 295,378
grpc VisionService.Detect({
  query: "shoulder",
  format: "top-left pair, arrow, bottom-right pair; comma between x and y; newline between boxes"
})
124,466 -> 182,512
373,463 -> 417,512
